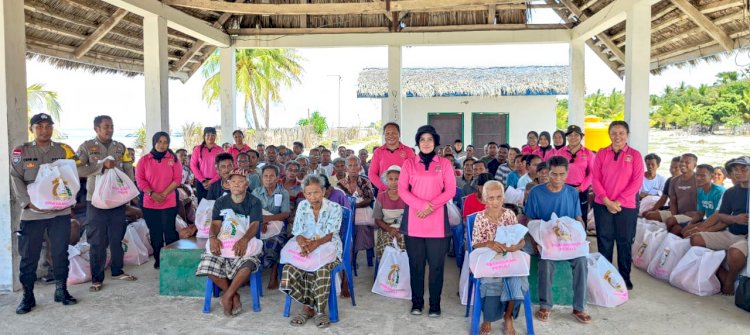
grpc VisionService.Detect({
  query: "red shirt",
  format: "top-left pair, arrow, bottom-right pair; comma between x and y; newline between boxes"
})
462,193 -> 486,219
592,144 -> 644,209
369,142 -> 416,191
226,144 -> 252,163
556,145 -> 595,191
136,152 -> 182,209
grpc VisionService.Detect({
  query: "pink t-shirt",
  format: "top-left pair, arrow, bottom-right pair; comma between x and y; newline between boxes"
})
556,146 -> 595,191
190,144 -> 222,182
532,147 -> 557,161
226,144 -> 252,163
592,145 -> 644,209
368,142 -> 416,191
398,155 -> 457,238
136,152 -> 182,209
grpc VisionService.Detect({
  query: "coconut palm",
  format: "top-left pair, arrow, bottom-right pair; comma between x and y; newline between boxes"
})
201,49 -> 303,130
27,83 -> 62,121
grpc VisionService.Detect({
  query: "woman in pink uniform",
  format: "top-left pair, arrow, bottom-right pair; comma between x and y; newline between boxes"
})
532,131 -> 557,161
190,127 -> 222,201
521,131 -> 539,155
226,130 -> 252,163
592,121 -> 644,290
398,125 -> 456,317
556,125 -> 596,217
368,122 -> 416,192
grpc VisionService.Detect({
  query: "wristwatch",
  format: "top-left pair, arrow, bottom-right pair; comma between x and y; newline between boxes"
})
146,190 -> 153,196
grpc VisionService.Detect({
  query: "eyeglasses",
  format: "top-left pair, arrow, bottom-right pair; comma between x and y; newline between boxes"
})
568,151 -> 577,163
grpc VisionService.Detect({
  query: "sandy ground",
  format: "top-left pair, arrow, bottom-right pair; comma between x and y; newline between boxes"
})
1,238 -> 749,335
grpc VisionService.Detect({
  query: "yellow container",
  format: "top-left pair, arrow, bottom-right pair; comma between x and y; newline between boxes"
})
583,116 -> 611,152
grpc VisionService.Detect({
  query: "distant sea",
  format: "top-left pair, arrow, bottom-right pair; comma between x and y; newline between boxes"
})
54,128 -> 187,159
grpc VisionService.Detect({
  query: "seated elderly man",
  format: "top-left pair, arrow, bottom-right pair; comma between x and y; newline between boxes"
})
686,157 -> 749,295
195,169 -> 262,316
281,175 -> 343,329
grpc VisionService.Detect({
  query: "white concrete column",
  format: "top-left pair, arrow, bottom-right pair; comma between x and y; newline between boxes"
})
143,15 -> 169,145
387,45 -> 403,125
624,2 -> 651,154
0,0 -> 28,292
219,47 -> 236,142
568,38 -> 586,129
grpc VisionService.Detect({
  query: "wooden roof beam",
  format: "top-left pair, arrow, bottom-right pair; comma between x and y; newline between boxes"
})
103,0 -> 230,47
172,0 -> 242,73
572,0 -> 661,41
558,0 -> 626,63
669,0 -> 734,51
74,8 -> 128,59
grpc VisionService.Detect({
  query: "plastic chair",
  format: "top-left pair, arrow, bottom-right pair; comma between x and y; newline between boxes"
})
349,196 -> 374,276
465,213 -> 535,335
452,196 -> 470,268
203,264 -> 263,313
282,206 -> 356,323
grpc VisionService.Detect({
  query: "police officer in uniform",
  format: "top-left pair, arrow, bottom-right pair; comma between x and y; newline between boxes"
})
76,115 -> 137,291
11,113 -> 79,314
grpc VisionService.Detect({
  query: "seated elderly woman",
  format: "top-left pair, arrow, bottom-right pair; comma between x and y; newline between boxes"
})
373,165 -> 406,258
471,181 -> 528,335
195,169 -> 262,317
251,165 -> 291,289
336,155 -> 375,256
281,175 -> 343,329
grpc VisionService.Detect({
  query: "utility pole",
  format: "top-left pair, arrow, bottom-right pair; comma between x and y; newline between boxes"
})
327,74 -> 342,128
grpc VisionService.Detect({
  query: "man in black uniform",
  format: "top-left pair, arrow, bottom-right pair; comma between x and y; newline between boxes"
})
11,113 -> 79,314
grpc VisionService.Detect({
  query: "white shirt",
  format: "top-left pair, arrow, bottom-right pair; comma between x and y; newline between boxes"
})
641,174 -> 667,196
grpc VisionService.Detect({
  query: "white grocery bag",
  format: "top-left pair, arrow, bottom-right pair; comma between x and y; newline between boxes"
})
28,159 -> 80,210
639,195 -> 660,216
372,239 -> 411,300
260,209 -> 284,239
206,209 -> 261,258
469,248 -> 530,278
131,219 -> 153,255
504,187 -> 525,206
447,201 -> 462,227
494,225 -> 529,247
66,242 -> 92,285
528,214 -> 589,260
646,234 -> 692,281
586,253 -> 628,307
92,158 -> 138,209
632,226 -> 668,270
669,246 -> 725,296
195,199 -> 215,238
459,250 -> 475,306
280,239 -> 338,272
123,224 -> 149,265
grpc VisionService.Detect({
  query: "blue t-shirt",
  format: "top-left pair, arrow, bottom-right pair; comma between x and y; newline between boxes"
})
524,184 -> 582,221
506,171 -> 520,189
697,184 -> 725,218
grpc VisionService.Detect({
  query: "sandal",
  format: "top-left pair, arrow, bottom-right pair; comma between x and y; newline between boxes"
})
112,274 -> 138,281
535,308 -> 550,322
315,313 -> 331,329
89,282 -> 103,292
290,311 -> 313,327
572,310 -> 592,324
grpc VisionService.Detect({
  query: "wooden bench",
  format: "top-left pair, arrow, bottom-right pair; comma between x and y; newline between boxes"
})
159,237 -> 207,297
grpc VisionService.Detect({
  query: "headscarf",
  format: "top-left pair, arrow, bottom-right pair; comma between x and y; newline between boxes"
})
553,130 -> 567,150
415,125 -> 440,170
538,131 -> 553,157
150,131 -> 176,162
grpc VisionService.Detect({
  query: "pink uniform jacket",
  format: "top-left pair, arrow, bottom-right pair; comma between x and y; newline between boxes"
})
556,146 -> 595,191
521,145 -> 537,155
190,144 -> 222,183
136,152 -> 182,209
532,147 -> 557,161
592,144 -> 644,209
368,142 -> 416,191
226,144 -> 252,163
398,154 -> 457,238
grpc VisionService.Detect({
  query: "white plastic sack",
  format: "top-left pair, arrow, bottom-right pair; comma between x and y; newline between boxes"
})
280,239 -> 338,272
632,226 -> 668,270
447,201 -> 461,227
123,224 -> 149,265
494,225 -> 528,247
669,246 -> 725,296
175,215 -> 188,230
195,199 -> 215,238
67,255 -> 91,285
459,250 -> 475,306
586,209 -> 595,231
207,209 -> 262,258
504,187 -> 525,206
131,219 -> 153,255
260,209 -> 284,239
528,214 -> 589,260
372,239 -> 411,299
469,248 -> 530,278
28,159 -> 80,210
91,160 -> 139,209
353,195 -> 375,226
586,253 -> 628,307
639,195 -> 661,216
647,234 -> 692,281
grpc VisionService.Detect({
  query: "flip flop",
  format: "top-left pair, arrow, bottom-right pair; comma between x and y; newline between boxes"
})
89,282 -> 103,292
290,312 -> 313,327
572,310 -> 592,324
112,274 -> 138,281
535,309 -> 550,322
315,313 -> 331,329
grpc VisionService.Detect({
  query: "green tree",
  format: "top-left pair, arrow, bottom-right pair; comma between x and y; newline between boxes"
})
201,49 -> 303,130
714,71 -> 739,85
134,124 -> 146,154
556,98 -> 569,129
181,122 -> 204,150
27,83 -> 62,121
297,111 -> 328,135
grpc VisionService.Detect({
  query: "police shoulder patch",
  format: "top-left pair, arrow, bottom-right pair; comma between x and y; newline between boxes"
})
11,148 -> 22,164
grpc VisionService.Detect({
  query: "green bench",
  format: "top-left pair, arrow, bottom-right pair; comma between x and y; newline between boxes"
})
159,237 -> 207,297
528,255 -> 574,306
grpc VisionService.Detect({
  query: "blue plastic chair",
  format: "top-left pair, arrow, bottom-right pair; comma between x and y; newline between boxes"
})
282,206 -> 356,323
452,195 -> 470,268
465,213 -> 535,335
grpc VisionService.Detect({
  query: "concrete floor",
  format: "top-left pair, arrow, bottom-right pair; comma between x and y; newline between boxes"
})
1,245 -> 749,335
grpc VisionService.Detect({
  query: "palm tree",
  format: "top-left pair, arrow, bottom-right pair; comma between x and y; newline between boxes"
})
201,49 -> 303,130
27,83 -> 62,121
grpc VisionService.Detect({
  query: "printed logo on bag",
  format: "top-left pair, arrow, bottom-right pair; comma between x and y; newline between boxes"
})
387,264 -> 400,287
550,219 -> 583,251
485,252 -> 517,271
635,242 -> 648,257
51,177 -> 73,199
604,270 -> 628,299
553,220 -> 572,241
122,239 -> 129,253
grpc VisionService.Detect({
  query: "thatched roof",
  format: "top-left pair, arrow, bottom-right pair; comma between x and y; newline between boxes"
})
22,1 -> 750,80
357,66 -> 569,98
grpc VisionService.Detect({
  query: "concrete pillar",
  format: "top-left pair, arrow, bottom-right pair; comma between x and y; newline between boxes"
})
219,47 -> 236,143
143,15 -> 169,146
387,45 -> 403,125
0,0 -> 28,292
568,38 -> 586,129
624,2 -> 651,154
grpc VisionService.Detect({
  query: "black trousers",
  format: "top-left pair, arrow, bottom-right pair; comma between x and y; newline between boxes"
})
593,203 -> 638,283
87,203 -> 127,282
194,180 -> 208,203
18,215 -> 71,286
405,236 -> 450,309
143,207 -> 179,266
578,190 -> 590,221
